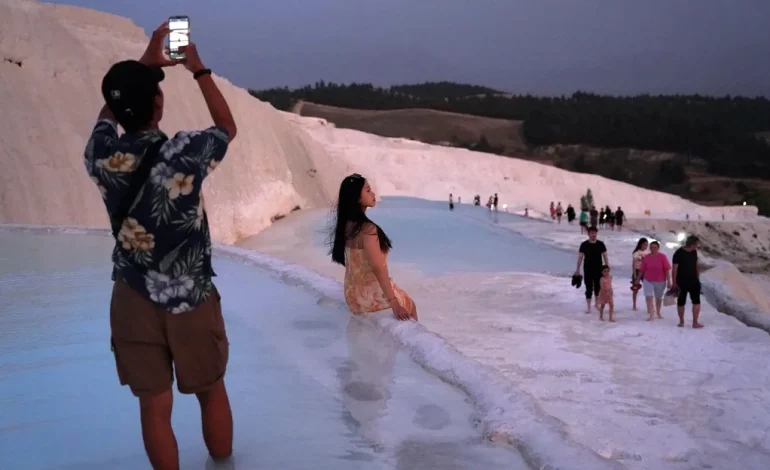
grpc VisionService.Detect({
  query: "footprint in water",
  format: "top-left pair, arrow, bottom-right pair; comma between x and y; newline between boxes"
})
413,404 -> 451,430
344,381 -> 385,401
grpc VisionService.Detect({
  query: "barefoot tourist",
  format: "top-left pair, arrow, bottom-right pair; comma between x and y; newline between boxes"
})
329,174 -> 418,321
575,226 -> 609,314
85,24 -> 237,469
631,238 -> 649,311
598,265 -> 615,322
639,241 -> 672,321
672,235 -> 704,328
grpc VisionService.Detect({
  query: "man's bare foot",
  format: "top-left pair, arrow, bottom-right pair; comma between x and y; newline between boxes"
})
633,306 -> 638,311
657,314 -> 663,319
677,322 -> 684,327
609,317 -> 616,322
599,315 -> 605,321
647,315 -> 654,321
693,322 -> 704,329
585,309 -> 591,314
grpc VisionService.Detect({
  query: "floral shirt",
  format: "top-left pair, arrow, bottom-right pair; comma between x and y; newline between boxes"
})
84,119 -> 230,313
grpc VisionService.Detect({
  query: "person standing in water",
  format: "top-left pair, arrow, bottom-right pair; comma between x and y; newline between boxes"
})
449,193 -> 454,211
85,29 -> 236,468
556,202 -> 564,224
672,235 -> 703,328
575,226 -> 609,313
329,174 -> 417,321
493,193 -> 499,211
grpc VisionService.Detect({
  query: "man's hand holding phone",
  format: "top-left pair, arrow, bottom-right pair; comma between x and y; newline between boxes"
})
178,44 -> 205,74
139,23 -> 183,68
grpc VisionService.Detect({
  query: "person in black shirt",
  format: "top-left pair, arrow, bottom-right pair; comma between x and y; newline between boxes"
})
615,207 -> 625,231
672,235 -> 704,328
589,206 -> 599,228
575,226 -> 609,313
566,204 -> 576,224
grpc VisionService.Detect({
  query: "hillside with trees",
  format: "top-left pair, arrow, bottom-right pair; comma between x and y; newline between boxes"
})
250,81 -> 770,213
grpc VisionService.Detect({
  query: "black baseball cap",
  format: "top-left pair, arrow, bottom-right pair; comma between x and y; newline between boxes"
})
101,60 -> 164,129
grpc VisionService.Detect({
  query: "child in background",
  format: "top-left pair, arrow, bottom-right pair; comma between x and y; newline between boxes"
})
598,265 -> 615,322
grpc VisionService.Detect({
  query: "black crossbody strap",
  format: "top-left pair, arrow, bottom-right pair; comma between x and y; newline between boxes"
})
111,137 -> 168,238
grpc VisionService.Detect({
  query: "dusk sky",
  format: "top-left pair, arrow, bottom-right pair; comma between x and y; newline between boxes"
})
49,0 -> 770,96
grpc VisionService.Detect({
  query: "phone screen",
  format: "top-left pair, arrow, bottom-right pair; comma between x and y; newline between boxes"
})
168,16 -> 189,59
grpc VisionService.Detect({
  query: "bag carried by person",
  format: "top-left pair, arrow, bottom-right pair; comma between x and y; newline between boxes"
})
663,286 -> 679,307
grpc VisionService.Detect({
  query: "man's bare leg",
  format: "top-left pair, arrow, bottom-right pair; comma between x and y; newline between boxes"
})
677,306 -> 685,327
585,297 -> 591,314
692,304 -> 704,328
140,389 -> 178,470
196,380 -> 233,460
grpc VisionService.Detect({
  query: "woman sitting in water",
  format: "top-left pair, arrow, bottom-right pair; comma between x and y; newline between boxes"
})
329,174 -> 417,321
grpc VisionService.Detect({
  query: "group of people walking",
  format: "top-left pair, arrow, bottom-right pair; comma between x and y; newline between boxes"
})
575,227 -> 704,328
578,206 -> 625,233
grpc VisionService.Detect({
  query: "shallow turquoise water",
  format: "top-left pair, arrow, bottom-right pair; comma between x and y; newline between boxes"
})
0,230 -> 527,469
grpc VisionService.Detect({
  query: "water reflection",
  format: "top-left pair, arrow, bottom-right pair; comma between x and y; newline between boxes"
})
339,316 -> 399,451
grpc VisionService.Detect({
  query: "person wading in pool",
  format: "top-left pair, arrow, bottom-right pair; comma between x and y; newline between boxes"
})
329,174 -> 417,321
85,25 -> 236,469
575,226 -> 609,313
672,235 -> 704,328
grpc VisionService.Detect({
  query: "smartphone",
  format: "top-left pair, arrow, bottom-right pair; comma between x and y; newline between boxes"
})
168,16 -> 189,60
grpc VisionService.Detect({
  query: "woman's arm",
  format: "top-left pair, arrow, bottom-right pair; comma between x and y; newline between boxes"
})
361,224 -> 398,301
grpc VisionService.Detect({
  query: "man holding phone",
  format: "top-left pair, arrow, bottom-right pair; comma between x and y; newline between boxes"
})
85,21 -> 238,470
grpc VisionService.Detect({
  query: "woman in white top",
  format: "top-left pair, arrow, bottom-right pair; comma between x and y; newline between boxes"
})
631,237 -> 649,311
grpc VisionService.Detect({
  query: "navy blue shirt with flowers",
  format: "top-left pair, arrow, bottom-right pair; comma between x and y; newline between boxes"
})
85,119 -> 230,313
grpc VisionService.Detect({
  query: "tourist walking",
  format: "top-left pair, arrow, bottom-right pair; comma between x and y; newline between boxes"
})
631,238 -> 649,311
615,206 -> 625,231
639,241 -> 671,321
579,209 -> 588,234
566,204 -> 576,224
589,206 -> 599,228
575,226 -> 609,314
672,236 -> 704,328
598,265 -> 615,322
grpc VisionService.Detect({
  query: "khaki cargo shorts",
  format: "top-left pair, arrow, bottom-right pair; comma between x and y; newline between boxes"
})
110,280 -> 229,398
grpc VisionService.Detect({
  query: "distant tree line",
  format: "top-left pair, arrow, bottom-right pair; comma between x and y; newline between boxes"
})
250,81 -> 770,179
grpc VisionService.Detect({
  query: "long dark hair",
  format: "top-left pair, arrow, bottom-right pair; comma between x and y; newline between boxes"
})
329,174 -> 392,266
633,237 -> 649,254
